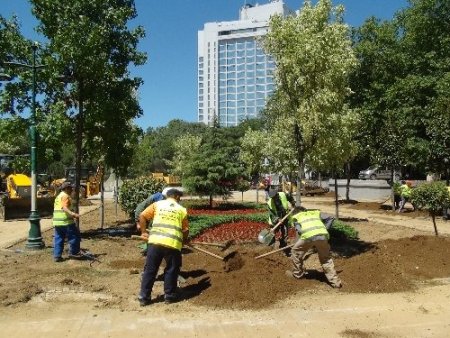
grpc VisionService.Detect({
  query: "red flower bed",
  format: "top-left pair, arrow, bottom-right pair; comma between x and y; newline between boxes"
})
188,209 -> 264,216
194,221 -> 267,243
194,221 -> 297,243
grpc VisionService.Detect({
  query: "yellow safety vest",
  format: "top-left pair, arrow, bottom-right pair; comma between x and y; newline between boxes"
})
292,210 -> 329,240
148,199 -> 187,251
267,192 -> 291,225
52,191 -> 74,226
400,184 -> 411,198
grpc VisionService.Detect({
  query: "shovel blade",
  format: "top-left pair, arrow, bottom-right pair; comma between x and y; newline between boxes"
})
258,229 -> 274,245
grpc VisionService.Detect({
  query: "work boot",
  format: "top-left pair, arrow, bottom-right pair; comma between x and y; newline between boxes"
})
164,293 -> 180,304
285,270 -> 302,280
54,257 -> 64,263
68,252 -> 84,260
331,282 -> 342,289
137,296 -> 151,307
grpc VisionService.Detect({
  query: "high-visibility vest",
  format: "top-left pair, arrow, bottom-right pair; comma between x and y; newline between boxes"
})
52,191 -> 74,226
292,210 -> 329,240
267,192 -> 290,225
400,184 -> 411,198
148,199 -> 187,251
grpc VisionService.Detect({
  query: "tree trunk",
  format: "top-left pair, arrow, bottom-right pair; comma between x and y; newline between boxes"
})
209,194 -> 213,208
431,213 -> 439,236
295,165 -> 304,207
99,173 -> 104,229
390,168 -> 395,211
334,170 -> 339,219
74,79 -> 84,229
345,162 -> 351,201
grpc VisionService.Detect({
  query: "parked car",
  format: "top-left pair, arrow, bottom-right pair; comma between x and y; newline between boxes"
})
358,166 -> 401,181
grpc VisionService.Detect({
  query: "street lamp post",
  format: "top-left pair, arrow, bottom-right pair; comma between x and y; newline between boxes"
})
3,44 -> 46,249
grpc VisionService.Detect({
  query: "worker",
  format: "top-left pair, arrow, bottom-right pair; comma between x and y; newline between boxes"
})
443,185 -> 450,221
267,188 -> 296,255
137,188 -> 189,306
134,187 -> 171,231
263,176 -> 271,201
52,182 -> 81,262
286,207 -> 342,288
398,180 -> 414,212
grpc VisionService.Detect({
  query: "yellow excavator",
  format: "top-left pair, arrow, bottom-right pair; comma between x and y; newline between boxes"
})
50,165 -> 104,198
0,173 -> 55,221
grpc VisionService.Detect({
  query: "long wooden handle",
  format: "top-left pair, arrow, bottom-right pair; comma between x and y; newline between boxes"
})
255,244 -> 294,260
131,236 -> 225,261
187,244 -> 225,261
271,208 -> 295,233
131,235 -> 146,240
190,241 -> 226,248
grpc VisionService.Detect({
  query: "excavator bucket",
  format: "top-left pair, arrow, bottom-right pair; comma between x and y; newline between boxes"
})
0,196 -> 55,221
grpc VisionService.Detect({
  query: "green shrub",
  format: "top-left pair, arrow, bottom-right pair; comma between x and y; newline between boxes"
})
329,219 -> 359,240
410,181 -> 450,236
118,176 -> 166,219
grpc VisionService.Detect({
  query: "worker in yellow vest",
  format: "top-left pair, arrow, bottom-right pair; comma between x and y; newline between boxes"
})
443,186 -> 450,221
137,188 -> 189,306
52,182 -> 81,262
286,207 -> 342,288
267,188 -> 296,255
398,180 -> 414,212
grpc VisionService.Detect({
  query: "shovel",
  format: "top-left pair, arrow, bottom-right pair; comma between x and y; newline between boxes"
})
258,208 -> 295,245
190,240 -> 234,251
254,244 -> 295,259
132,235 -> 227,260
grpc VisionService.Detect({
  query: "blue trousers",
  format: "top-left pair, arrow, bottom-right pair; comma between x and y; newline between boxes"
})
53,224 -> 81,258
139,244 -> 181,300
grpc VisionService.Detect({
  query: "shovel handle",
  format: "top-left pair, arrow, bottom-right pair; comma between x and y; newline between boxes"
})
131,235 -> 146,241
190,241 -> 226,249
187,244 -> 225,261
271,208 -> 295,233
255,244 -> 294,260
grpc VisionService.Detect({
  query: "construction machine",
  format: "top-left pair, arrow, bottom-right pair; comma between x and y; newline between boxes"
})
51,165 -> 104,198
151,172 -> 180,186
0,173 -> 54,221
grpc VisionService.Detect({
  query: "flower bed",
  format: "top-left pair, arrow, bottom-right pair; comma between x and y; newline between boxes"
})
186,200 -> 358,243
194,221 -> 267,243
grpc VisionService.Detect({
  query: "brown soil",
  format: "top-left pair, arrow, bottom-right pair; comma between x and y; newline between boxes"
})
1,200 -> 449,312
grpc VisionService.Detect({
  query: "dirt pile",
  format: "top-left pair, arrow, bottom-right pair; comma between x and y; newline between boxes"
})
1,201 -> 449,311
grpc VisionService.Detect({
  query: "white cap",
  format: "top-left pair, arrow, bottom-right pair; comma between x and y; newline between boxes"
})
162,187 -> 183,197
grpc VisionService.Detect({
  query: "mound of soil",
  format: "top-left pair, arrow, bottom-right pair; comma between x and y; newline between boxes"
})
1,201 -> 449,311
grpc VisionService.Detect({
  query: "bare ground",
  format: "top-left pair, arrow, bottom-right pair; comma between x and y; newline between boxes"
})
1,199 -> 450,337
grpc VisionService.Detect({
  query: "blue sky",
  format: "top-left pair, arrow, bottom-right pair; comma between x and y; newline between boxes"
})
1,0 -> 409,131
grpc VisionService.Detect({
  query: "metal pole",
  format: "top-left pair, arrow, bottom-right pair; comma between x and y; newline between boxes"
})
26,44 -> 44,250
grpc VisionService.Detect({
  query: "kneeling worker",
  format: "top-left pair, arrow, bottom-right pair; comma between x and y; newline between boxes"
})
137,188 -> 189,306
286,207 -> 342,288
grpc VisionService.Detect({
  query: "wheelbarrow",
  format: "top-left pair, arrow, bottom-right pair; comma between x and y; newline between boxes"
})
258,208 -> 295,245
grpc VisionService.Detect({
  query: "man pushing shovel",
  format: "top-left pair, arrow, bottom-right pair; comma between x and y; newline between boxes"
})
285,207 -> 342,288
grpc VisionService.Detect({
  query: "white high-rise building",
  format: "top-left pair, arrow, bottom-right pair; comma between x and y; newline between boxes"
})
197,1 -> 292,127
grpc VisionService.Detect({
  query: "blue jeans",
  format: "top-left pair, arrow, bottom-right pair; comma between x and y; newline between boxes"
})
53,224 -> 81,258
139,244 -> 181,300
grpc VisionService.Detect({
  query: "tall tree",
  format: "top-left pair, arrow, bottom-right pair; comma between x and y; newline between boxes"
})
31,0 -> 147,212
182,126 -> 243,207
262,0 -> 357,206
